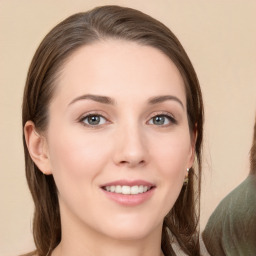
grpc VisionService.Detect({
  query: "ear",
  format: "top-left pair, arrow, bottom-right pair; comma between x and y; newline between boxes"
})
24,121 -> 52,175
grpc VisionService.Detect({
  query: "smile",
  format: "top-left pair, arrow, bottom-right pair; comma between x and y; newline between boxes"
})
100,180 -> 155,206
103,185 -> 152,195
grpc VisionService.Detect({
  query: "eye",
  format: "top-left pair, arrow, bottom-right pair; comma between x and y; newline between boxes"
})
81,114 -> 107,126
148,114 -> 176,126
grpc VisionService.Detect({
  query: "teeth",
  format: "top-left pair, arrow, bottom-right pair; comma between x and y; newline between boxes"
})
104,185 -> 151,195
115,185 -> 122,193
131,185 -> 138,194
139,185 -> 144,193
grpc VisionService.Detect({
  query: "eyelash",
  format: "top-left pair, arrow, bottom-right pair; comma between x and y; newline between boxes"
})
79,112 -> 177,128
79,112 -> 110,128
147,112 -> 177,126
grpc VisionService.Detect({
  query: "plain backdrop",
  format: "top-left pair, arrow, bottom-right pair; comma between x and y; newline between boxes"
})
0,0 -> 255,255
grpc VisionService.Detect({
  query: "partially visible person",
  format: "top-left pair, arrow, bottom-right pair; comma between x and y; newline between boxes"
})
202,115 -> 256,256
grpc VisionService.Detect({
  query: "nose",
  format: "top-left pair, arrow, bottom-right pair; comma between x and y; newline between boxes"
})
113,124 -> 149,168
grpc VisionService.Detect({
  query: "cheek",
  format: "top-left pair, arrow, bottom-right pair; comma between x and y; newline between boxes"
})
152,132 -> 191,177
47,128 -> 111,180
146,132 -> 191,218
46,129 -> 113,212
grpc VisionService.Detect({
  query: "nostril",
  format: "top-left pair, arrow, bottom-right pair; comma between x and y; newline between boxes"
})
117,159 -> 146,167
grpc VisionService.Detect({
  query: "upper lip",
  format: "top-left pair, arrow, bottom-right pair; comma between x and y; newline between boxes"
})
100,179 -> 155,187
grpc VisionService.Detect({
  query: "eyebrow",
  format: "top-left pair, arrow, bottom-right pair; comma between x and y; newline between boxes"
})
68,94 -> 184,109
148,95 -> 184,109
68,94 -> 115,106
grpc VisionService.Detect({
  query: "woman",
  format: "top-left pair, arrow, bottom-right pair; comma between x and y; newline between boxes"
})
22,5 -> 204,256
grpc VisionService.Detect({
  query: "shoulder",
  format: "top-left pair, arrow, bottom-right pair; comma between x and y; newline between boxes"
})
209,176 -> 255,218
202,176 -> 256,255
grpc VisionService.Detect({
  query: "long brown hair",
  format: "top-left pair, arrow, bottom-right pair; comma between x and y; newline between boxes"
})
22,5 -> 204,256
250,116 -> 256,175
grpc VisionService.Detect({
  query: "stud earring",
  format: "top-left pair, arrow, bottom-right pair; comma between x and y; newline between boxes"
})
184,168 -> 189,185
42,170 -> 49,175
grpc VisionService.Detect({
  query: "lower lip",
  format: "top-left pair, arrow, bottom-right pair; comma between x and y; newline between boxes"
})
101,188 -> 155,206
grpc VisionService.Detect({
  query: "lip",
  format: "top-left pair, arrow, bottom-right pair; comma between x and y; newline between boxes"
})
101,179 -> 154,187
100,179 -> 156,206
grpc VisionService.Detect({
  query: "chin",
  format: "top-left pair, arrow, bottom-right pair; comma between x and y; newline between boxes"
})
105,229 -> 154,241
100,215 -> 162,241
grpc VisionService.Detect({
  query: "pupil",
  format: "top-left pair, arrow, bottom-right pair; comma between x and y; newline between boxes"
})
89,116 -> 100,125
154,116 -> 165,125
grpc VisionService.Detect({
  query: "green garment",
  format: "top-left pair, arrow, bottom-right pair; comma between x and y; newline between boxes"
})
202,175 -> 256,256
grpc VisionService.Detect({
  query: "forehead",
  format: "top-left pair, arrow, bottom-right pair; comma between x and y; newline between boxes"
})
53,39 -> 186,104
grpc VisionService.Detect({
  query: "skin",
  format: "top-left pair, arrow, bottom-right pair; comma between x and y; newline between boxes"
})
25,40 -> 195,256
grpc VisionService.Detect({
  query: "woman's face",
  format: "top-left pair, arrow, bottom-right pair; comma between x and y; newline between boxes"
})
43,40 -> 194,240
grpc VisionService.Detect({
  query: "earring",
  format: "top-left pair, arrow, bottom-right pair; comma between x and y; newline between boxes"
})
184,168 -> 189,185
42,170 -> 49,175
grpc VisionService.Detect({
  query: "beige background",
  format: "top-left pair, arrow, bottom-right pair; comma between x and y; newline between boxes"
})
0,0 -> 255,255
